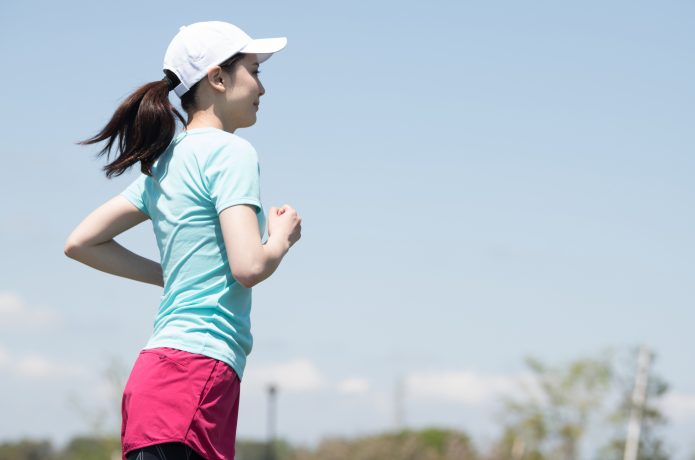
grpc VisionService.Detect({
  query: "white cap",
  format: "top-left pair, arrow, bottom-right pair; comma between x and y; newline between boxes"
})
163,21 -> 287,98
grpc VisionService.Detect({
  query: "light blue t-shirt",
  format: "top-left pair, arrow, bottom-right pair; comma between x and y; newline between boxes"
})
119,127 -> 267,380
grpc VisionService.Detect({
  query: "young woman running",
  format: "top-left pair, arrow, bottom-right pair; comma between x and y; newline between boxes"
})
64,21 -> 301,460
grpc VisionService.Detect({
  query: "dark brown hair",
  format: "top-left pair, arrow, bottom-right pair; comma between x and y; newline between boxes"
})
76,52 -> 246,178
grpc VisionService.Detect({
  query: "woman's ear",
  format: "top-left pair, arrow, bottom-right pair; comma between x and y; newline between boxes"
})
206,67 -> 226,93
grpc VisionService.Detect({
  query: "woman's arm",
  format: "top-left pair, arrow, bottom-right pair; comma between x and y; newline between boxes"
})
64,195 -> 164,287
218,204 -> 295,288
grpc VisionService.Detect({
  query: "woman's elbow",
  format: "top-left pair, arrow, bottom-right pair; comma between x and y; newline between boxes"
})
233,269 -> 258,289
63,240 -> 80,258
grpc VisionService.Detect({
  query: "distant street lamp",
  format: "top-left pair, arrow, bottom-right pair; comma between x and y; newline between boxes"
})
266,384 -> 278,460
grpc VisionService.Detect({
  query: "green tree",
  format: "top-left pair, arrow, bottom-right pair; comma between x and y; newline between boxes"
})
235,438 -> 295,460
54,436 -> 121,460
492,352 -> 614,460
597,347 -> 671,460
292,427 -> 478,460
64,353 -> 128,460
0,438 -> 54,460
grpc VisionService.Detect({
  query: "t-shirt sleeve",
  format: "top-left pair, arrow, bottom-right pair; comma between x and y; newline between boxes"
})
203,141 -> 262,215
119,173 -> 150,218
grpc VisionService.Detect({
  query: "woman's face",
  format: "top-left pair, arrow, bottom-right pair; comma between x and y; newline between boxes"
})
221,53 -> 265,130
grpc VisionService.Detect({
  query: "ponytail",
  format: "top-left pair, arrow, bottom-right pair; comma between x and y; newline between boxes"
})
77,52 -> 245,178
76,71 -> 186,178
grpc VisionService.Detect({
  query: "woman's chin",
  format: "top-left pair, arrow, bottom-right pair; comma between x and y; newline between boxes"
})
244,114 -> 258,127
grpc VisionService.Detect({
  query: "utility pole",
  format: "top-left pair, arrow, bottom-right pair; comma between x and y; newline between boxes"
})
623,345 -> 651,460
394,375 -> 405,431
266,384 -> 278,460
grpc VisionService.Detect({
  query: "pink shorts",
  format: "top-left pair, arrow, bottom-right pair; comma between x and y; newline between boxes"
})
121,347 -> 241,460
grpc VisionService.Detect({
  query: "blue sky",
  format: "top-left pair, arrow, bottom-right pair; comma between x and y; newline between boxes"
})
1,0 -> 694,457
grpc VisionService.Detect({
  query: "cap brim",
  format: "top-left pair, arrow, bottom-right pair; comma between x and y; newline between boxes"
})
240,37 -> 287,63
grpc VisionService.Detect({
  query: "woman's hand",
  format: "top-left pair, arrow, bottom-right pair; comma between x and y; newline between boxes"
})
268,205 -> 302,248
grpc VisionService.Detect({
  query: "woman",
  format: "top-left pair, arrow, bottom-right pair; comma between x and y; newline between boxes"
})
64,21 -> 301,460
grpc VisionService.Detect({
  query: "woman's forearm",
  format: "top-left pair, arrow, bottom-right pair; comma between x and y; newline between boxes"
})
248,235 -> 290,288
65,239 -> 164,287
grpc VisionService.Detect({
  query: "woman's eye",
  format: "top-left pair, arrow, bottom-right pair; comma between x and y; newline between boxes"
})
254,70 -> 262,75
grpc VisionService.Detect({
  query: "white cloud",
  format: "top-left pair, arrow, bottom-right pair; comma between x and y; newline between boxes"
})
660,393 -> 695,421
0,291 -> 63,331
406,369 -> 519,405
241,361 -> 523,405
243,359 -> 325,392
0,346 -> 88,380
15,353 -> 56,378
0,345 -> 9,367
0,291 -> 23,314
337,377 -> 370,395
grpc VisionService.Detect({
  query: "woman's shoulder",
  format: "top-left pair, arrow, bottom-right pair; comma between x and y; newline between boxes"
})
176,130 -> 257,164
222,132 -> 256,154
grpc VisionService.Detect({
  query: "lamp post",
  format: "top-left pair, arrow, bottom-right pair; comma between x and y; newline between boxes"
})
266,384 -> 277,460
